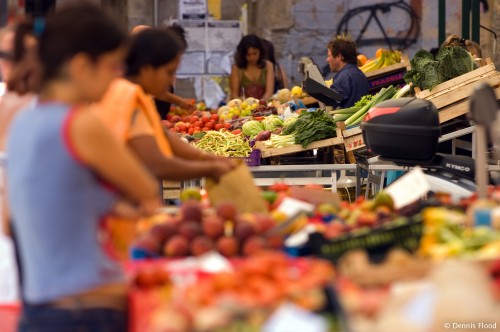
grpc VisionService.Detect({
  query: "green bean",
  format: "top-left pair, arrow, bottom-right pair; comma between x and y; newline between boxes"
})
193,130 -> 252,157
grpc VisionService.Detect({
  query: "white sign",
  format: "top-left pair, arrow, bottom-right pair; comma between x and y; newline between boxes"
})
385,166 -> 430,209
179,0 -> 207,20
177,51 -> 206,75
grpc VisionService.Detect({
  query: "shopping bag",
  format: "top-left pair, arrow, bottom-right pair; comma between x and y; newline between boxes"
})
205,161 -> 268,214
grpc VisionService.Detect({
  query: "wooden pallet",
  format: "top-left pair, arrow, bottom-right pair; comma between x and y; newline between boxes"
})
414,58 -> 500,123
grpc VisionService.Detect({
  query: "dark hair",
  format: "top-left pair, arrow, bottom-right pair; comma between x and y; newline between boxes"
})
234,34 -> 265,69
262,39 -> 276,65
166,23 -> 188,51
35,2 -> 126,84
327,37 -> 358,65
11,1 -> 127,91
125,28 -> 184,77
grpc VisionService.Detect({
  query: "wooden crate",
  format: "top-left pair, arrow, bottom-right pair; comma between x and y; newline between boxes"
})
254,128 -> 343,158
414,58 -> 500,123
365,55 -> 410,93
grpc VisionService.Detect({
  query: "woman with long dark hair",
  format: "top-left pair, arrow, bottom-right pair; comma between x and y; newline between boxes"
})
229,34 -> 274,100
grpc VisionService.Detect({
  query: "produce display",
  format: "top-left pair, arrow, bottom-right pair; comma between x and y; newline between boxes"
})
192,131 -> 252,157
419,207 -> 500,260
404,46 -> 478,91
131,200 -> 284,259
217,98 -> 259,120
163,111 -> 230,135
128,253 -> 339,332
359,49 -> 403,74
340,84 -> 410,127
262,109 -> 337,148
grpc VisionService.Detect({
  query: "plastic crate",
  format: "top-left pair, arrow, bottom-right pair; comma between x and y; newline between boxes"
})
308,216 -> 423,263
236,148 -> 261,166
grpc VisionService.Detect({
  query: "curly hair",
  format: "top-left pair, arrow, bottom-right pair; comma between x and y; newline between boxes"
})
234,34 -> 265,69
327,37 -> 358,65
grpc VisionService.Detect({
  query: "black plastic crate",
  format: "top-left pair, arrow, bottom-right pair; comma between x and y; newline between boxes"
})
308,216 -> 423,263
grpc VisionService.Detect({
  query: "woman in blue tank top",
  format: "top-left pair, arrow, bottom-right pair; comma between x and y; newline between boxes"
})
6,3 -> 160,331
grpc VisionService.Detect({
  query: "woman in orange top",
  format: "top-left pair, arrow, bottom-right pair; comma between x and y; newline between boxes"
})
97,28 -> 234,182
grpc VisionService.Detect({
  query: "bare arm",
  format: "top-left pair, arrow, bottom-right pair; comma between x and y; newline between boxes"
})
70,110 -> 159,205
229,64 -> 241,100
280,64 -> 289,89
263,61 -> 275,99
156,90 -> 195,111
127,135 -> 234,182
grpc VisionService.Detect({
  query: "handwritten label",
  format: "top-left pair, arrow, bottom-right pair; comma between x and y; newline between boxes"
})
385,166 -> 430,209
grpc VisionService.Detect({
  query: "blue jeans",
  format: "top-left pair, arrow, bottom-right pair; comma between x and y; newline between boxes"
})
18,304 -> 127,332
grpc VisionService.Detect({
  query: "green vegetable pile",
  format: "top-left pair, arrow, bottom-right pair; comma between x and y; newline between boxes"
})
282,110 -> 337,148
193,131 -> 252,157
404,46 -> 478,91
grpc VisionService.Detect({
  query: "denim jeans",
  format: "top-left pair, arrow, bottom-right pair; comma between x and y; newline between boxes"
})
18,304 -> 127,332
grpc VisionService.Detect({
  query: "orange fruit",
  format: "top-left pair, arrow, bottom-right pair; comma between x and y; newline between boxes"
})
375,48 -> 384,58
357,54 -> 368,66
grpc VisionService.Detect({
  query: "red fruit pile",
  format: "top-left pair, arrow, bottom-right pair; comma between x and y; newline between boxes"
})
132,201 -> 283,259
162,111 -> 230,135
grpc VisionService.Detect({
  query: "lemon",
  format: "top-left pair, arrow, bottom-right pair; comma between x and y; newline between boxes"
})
291,86 -> 303,96
240,101 -> 249,110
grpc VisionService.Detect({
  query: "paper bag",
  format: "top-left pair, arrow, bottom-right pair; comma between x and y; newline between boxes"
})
206,162 -> 268,214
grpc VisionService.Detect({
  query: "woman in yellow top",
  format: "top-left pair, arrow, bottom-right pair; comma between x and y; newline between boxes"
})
229,34 -> 274,100
97,28 -> 235,182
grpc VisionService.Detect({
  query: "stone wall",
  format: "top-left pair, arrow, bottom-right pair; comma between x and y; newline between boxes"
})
82,0 -> 500,98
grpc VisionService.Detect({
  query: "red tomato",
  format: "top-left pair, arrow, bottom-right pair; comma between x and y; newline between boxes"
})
194,111 -> 203,118
224,123 -> 231,129
178,124 -> 187,132
193,129 -> 200,135
201,115 -> 210,124
194,126 -> 201,132
193,121 -> 203,128
162,121 -> 172,129
205,121 -> 214,130
210,114 -> 219,121
232,129 -> 242,135
171,115 -> 181,123
202,127 -> 209,132
188,127 -> 194,135
166,114 -> 173,121
214,123 -> 224,130
190,116 -> 199,123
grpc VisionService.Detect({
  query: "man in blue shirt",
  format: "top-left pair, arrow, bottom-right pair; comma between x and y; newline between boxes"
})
326,37 -> 369,109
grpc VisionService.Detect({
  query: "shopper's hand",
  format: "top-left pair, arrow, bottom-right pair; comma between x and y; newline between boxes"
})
179,99 -> 196,112
208,159 -> 237,183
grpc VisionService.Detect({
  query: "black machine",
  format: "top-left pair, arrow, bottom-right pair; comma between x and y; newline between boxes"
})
360,97 -> 482,197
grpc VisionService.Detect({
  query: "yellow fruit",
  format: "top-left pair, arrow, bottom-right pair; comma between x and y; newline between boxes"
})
240,101 -> 249,110
291,86 -> 303,96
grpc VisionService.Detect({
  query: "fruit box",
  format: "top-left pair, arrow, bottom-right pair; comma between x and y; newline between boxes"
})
413,58 -> 500,124
308,216 -> 423,263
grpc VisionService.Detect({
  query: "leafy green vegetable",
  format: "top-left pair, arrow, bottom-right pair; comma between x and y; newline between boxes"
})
282,110 -> 336,148
404,46 -> 478,91
242,120 -> 265,137
436,46 -> 478,80
354,94 -> 374,108
262,115 -> 284,131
